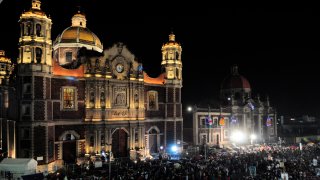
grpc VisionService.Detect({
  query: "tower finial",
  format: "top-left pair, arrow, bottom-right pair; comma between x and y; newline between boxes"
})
169,30 -> 175,42
31,0 -> 41,10
77,5 -> 81,13
231,64 -> 239,75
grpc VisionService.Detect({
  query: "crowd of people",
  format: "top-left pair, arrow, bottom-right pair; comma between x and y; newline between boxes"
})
106,144 -> 319,179
54,143 -> 320,179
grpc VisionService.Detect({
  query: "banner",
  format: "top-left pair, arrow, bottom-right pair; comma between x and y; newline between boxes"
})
219,117 -> 225,126
206,115 -> 213,128
266,117 -> 272,127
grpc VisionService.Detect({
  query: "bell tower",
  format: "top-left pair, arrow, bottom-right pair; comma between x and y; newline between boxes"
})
161,32 -> 182,85
16,0 -> 54,169
17,0 -> 52,73
161,32 -> 183,146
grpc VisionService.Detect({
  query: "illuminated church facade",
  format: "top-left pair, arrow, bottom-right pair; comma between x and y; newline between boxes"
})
0,0 -> 183,170
192,65 -> 277,146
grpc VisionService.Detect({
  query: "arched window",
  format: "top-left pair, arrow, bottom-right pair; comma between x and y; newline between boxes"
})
36,24 -> 41,37
176,52 -> 179,59
35,47 -> 42,63
149,129 -> 158,134
61,86 -> 77,110
147,91 -> 158,110
26,23 -> 32,36
63,134 -> 75,141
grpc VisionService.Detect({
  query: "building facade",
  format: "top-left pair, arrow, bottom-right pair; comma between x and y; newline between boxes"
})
2,0 -> 183,171
193,65 -> 277,146
0,50 -> 15,159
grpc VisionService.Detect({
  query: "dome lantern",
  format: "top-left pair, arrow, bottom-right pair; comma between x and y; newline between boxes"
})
31,0 -> 41,10
71,11 -> 87,28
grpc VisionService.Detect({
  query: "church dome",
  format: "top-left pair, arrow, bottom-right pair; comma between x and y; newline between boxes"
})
53,11 -> 103,52
221,65 -> 251,90
56,27 -> 102,49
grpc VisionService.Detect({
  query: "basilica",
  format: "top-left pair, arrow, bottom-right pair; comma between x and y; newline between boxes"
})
0,0 -> 183,171
192,65 -> 277,147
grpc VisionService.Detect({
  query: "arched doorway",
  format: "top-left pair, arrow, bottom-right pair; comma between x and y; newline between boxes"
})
148,127 -> 160,153
112,128 -> 128,158
59,131 -> 79,164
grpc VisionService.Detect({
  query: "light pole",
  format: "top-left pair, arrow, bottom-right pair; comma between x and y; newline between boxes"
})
109,151 -> 112,180
106,143 -> 112,180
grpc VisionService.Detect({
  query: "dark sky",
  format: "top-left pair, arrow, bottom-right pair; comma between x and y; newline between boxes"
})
1,1 -> 319,117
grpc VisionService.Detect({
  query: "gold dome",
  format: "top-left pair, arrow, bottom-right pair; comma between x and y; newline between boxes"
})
54,26 -> 103,50
53,11 -> 103,52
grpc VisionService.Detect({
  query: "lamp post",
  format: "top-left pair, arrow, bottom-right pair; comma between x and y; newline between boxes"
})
106,143 -> 112,180
109,151 -> 112,180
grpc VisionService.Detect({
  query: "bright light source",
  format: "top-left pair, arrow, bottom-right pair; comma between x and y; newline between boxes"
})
160,146 -> 163,150
101,151 -> 106,157
171,145 -> 178,153
290,118 -> 295,121
250,134 -> 257,140
187,106 -> 192,112
227,97 -> 231,101
230,130 -> 246,143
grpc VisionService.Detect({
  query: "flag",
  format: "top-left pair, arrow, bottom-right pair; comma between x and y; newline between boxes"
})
208,116 -> 213,127
266,117 -> 272,127
219,117 -> 225,126
206,115 -> 213,128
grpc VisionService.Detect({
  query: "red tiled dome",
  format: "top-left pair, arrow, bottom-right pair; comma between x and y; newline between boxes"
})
221,65 -> 251,90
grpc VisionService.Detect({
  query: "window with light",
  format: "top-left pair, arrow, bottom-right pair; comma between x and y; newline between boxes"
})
62,87 -> 77,110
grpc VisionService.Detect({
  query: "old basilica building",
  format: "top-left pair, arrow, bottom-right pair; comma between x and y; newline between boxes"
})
0,0 -> 183,170
192,65 -> 277,147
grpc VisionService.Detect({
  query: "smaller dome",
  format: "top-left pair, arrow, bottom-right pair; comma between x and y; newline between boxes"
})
162,32 -> 181,48
221,65 -> 251,90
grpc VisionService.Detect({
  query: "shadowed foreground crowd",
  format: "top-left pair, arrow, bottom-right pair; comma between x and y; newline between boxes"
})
111,145 -> 320,180
51,144 -> 320,179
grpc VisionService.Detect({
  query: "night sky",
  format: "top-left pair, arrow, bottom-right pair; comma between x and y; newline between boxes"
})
1,1 -> 319,117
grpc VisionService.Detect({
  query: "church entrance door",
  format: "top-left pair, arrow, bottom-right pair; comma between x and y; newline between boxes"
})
112,129 -> 128,158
